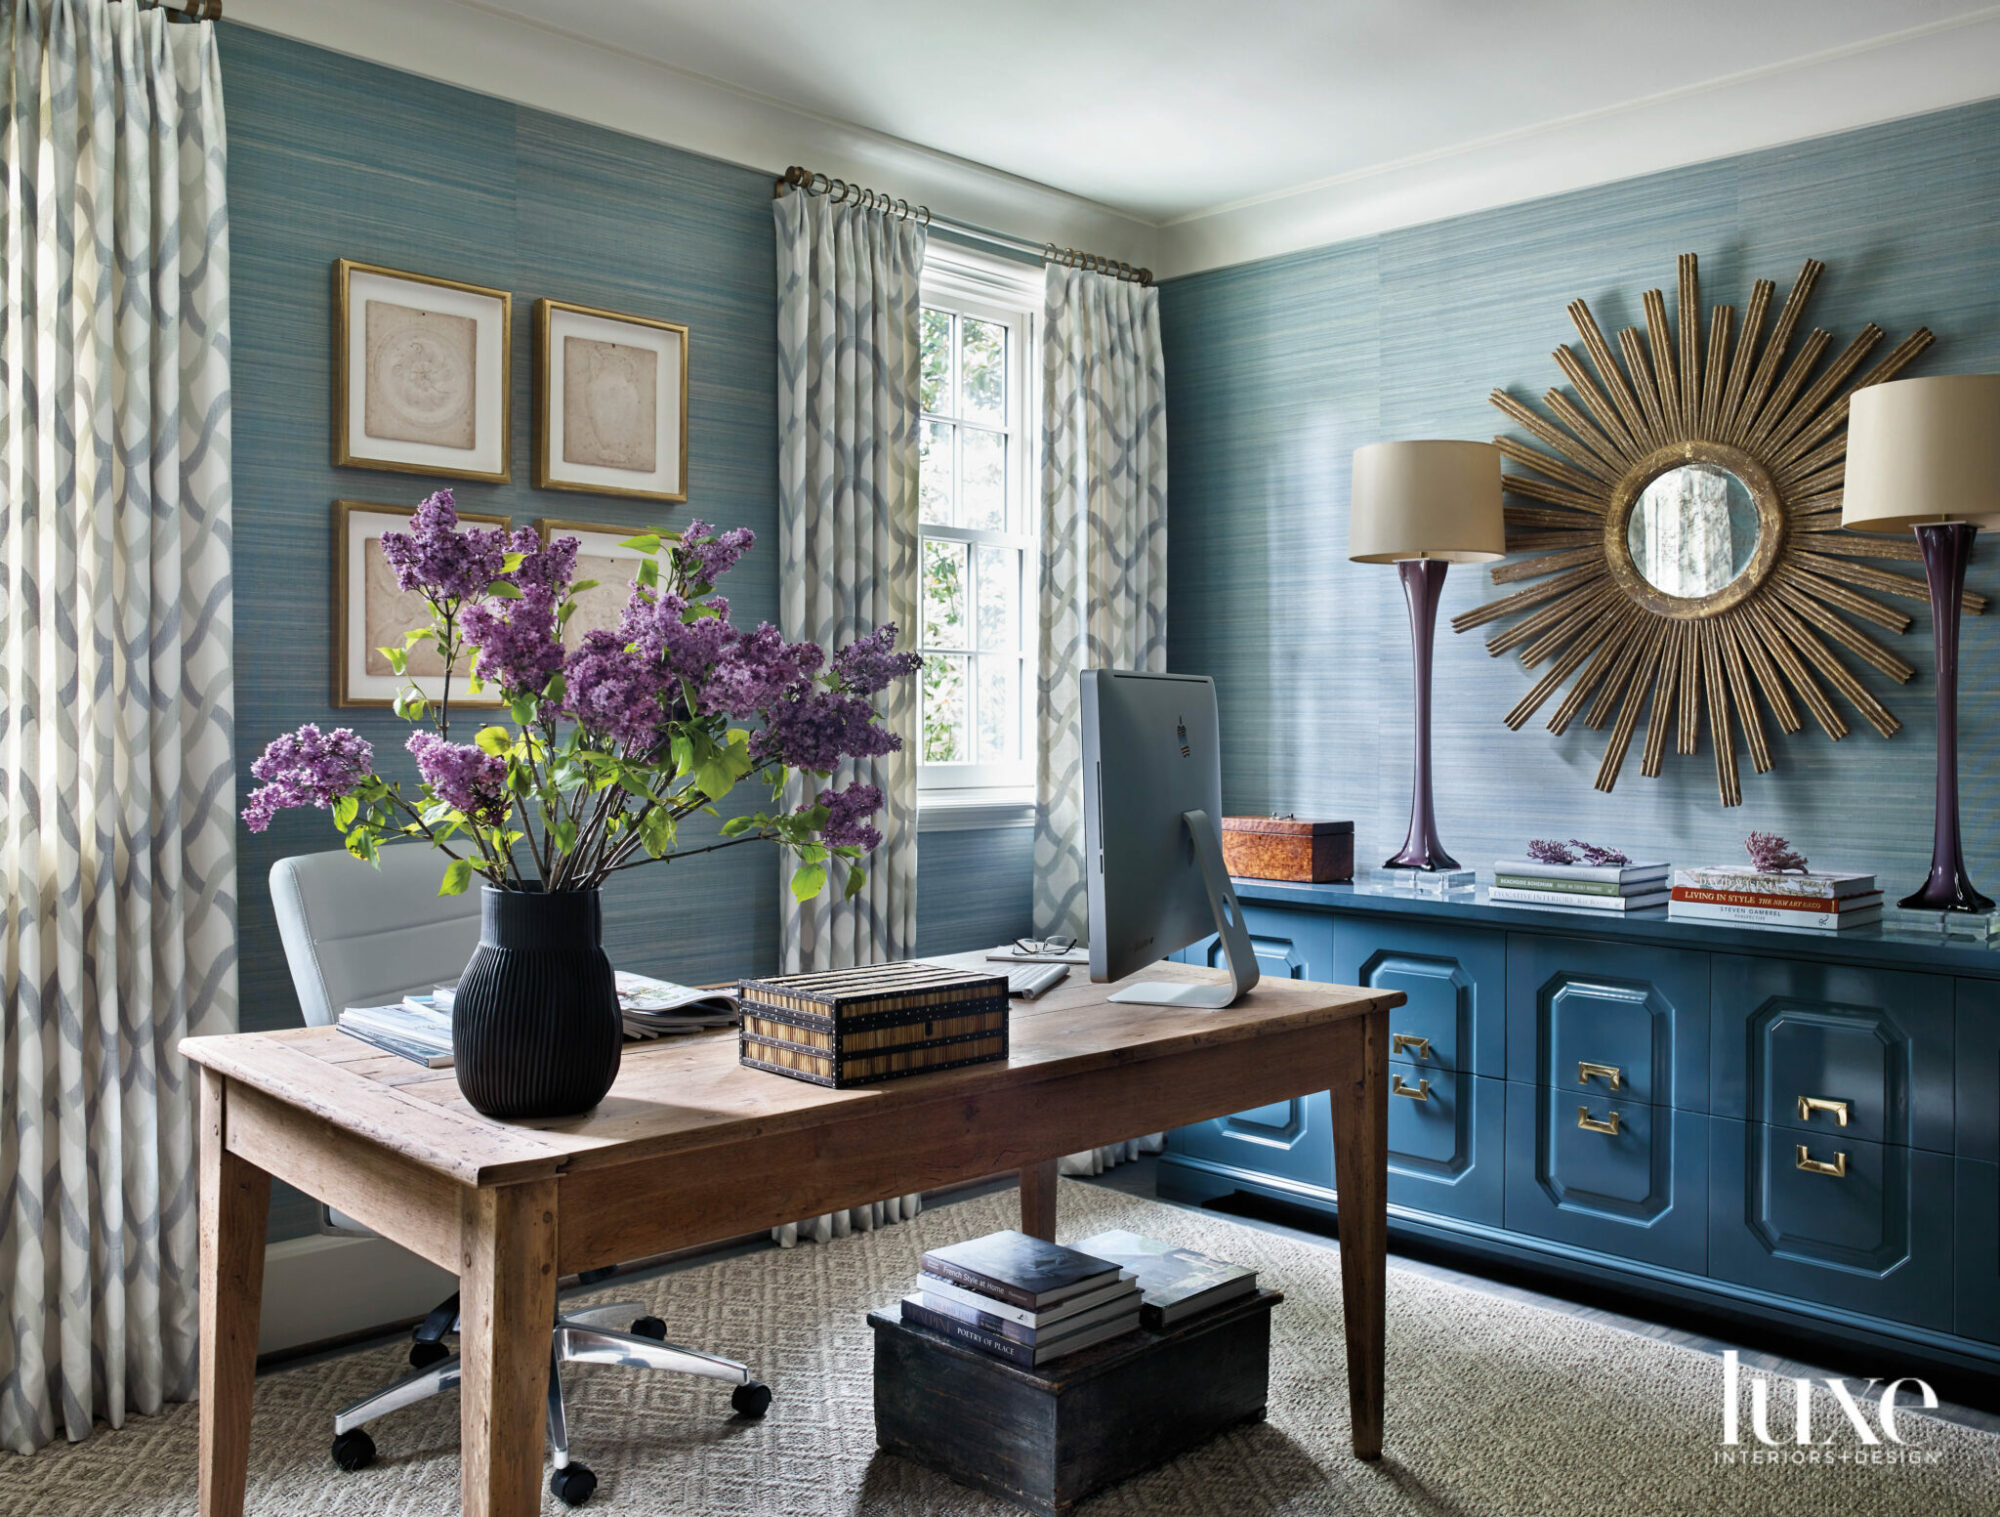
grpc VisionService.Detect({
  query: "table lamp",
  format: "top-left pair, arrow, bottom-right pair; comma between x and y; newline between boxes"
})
1843,374 -> 2000,913
1349,440 -> 1505,870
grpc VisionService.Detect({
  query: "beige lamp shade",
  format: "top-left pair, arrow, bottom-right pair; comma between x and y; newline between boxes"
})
1843,374 -> 2000,531
1348,440 -> 1505,563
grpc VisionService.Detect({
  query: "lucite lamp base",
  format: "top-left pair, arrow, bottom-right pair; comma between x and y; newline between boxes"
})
1902,522 -> 1995,914
1384,558 -> 1459,872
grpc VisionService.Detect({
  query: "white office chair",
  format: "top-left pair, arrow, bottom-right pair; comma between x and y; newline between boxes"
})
270,844 -> 770,1508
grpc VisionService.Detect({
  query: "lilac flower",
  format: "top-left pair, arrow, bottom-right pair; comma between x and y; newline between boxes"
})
617,590 -> 734,685
829,623 -> 922,695
812,783 -> 885,851
674,518 -> 756,588
407,732 -> 510,827
753,688 -> 901,773
241,725 -> 375,833
1526,838 -> 1576,866
701,622 -> 823,714
461,529 -> 573,697
563,630 -> 674,753
377,490 -> 507,604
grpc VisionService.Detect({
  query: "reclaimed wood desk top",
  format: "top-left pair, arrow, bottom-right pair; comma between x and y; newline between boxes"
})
180,959 -> 1400,1188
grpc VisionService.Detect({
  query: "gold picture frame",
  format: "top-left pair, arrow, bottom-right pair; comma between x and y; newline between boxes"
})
533,298 -> 689,502
534,518 -> 679,651
1454,253 -> 1986,806
333,499 -> 511,709
334,259 -> 512,483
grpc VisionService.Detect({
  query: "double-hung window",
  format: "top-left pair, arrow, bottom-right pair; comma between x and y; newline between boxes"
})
916,251 -> 1039,819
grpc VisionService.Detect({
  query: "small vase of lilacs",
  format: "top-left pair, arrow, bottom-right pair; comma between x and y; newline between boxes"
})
242,492 -> 919,1118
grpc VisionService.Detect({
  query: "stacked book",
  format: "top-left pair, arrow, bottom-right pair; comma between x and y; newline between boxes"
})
1669,866 -> 1882,931
900,1230 -> 1142,1370
1072,1229 -> 1259,1328
1489,857 -> 1670,912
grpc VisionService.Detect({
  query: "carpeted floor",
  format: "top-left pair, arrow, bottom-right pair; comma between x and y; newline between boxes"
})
4,1179 -> 1996,1516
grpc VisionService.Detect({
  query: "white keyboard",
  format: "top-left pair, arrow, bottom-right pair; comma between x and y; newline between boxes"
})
1005,962 -> 1070,1000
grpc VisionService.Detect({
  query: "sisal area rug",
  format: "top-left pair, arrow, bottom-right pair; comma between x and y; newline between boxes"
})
3,1179 -> 1996,1516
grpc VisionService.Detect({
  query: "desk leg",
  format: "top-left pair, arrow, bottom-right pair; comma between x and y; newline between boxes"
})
460,1180 -> 559,1517
1329,1006 -> 1388,1460
198,1070 -> 271,1517
1019,1158 -> 1060,1241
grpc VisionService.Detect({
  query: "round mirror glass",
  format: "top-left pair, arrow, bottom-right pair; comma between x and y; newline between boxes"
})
1627,463 -> 1761,598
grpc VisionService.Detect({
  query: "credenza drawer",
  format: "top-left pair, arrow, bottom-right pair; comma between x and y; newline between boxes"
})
1507,935 -> 1708,1111
1386,1064 -> 1502,1227
1333,919 -> 1504,1075
1503,1082 -> 1707,1275
1958,1160 -> 2000,1344
1709,1117 -> 1952,1332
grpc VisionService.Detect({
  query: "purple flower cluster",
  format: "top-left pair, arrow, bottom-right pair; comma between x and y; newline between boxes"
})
563,629 -> 675,753
377,490 -> 507,604
700,621 -> 824,714
829,622 -> 923,695
674,518 -> 756,589
407,732 -> 510,827
461,529 -> 575,697
618,591 -> 734,687
812,783 -> 885,851
753,686 -> 902,773
242,725 -> 374,833
1526,838 -> 1576,866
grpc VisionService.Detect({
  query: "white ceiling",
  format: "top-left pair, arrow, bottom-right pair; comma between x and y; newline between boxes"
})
461,0 -> 1992,224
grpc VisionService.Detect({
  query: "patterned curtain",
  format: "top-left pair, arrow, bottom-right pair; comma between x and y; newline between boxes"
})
771,186 -> 923,1243
0,0 -> 236,1452
1034,263 -> 1168,1176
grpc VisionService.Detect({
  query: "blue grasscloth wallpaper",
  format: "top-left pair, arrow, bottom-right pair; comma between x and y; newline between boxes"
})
1161,98 -> 2000,888
222,27 -> 1029,1238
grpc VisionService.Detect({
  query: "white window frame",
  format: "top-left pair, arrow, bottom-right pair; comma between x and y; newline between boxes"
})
916,246 -> 1041,829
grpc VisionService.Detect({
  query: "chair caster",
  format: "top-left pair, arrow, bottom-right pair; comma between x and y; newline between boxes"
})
731,1380 -> 771,1419
629,1315 -> 666,1341
408,1338 -> 451,1370
550,1462 -> 597,1507
330,1429 -> 376,1472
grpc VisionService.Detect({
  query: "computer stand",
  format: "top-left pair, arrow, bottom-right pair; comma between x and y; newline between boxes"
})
1108,809 -> 1263,1009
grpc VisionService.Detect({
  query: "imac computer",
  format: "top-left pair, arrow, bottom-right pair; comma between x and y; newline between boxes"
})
1081,669 -> 1260,1009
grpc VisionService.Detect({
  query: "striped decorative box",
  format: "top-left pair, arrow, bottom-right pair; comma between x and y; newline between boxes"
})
737,962 -> 1010,1089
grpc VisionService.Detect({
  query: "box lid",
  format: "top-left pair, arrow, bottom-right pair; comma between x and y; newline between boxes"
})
1222,815 -> 1353,837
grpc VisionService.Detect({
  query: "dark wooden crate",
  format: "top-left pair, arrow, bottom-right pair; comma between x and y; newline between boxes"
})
869,1289 -> 1282,1516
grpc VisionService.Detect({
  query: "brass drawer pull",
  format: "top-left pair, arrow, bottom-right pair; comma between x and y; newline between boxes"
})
1578,1061 -> 1622,1090
1392,1074 -> 1431,1102
1392,1033 -> 1432,1060
1576,1105 -> 1622,1136
1797,1095 -> 1850,1127
1795,1144 -> 1848,1178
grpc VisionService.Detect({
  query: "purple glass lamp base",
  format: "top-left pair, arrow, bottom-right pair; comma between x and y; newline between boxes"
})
1383,558 -> 1459,873
1901,522 -> 1994,914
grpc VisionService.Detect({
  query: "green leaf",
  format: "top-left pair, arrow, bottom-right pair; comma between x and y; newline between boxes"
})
379,645 -> 409,675
474,725 -> 513,757
569,579 -> 599,595
332,794 -> 359,830
720,815 -> 756,837
694,757 -> 736,802
844,863 -> 868,901
510,696 -> 537,727
438,858 -> 474,896
485,579 -> 524,599
501,552 -> 528,572
618,532 -> 662,555
394,688 -> 428,721
404,627 -> 431,647
790,862 -> 827,902
636,558 -> 659,588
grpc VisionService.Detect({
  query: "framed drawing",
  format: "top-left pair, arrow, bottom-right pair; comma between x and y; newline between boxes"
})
334,499 -> 511,709
534,298 -> 689,502
334,259 -> 512,482
537,519 -> 678,651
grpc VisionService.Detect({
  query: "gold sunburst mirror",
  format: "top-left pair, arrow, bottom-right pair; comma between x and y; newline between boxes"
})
1453,252 -> 1986,807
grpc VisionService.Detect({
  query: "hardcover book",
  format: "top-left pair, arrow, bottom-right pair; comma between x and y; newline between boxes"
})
916,1284 -> 1143,1345
919,1230 -> 1123,1310
916,1271 -> 1139,1329
1073,1229 -> 1259,1328
897,1297 -> 1140,1368
1488,886 -> 1669,912
1491,858 -> 1668,886
1493,874 -> 1659,898
1668,886 -> 1883,914
1672,866 -> 1877,899
1668,900 -> 1884,931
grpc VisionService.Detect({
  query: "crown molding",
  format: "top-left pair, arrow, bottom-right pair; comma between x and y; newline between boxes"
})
226,0 -> 1159,269
1152,8 -> 2000,279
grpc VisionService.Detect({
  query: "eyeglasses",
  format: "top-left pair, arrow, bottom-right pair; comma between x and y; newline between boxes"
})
1014,936 -> 1075,956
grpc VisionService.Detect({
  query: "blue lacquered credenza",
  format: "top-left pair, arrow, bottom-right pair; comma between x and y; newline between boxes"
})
1161,881 -> 2000,1377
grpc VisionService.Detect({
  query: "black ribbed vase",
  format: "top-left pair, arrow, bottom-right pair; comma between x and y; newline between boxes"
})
452,886 -> 622,1120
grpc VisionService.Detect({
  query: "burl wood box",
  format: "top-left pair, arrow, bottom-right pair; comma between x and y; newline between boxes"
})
1221,816 -> 1354,883
870,1290 -> 1282,1516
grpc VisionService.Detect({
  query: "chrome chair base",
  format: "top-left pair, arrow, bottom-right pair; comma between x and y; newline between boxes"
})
329,1299 -> 768,1507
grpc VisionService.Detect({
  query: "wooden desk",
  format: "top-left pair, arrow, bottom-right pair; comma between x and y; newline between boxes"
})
183,960 -> 1401,1516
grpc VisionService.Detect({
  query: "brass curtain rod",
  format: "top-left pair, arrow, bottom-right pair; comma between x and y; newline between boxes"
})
776,165 -> 1152,287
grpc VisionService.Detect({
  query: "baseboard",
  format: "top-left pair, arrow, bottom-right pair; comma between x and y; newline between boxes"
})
259,1233 -> 457,1357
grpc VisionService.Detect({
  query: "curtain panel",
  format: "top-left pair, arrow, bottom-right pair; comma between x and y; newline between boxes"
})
0,0 -> 236,1452
1034,264 -> 1168,1176
771,187 -> 924,1243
